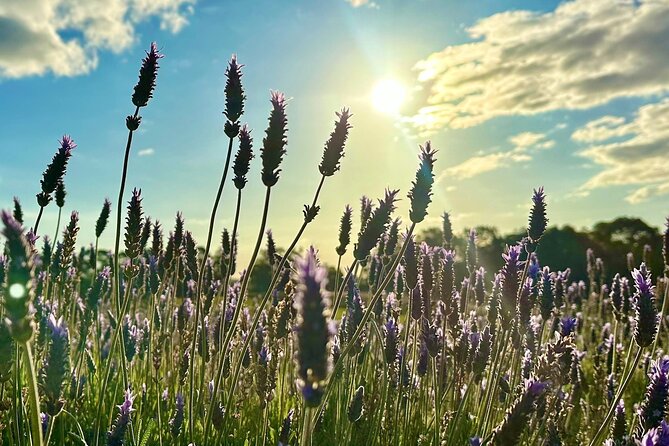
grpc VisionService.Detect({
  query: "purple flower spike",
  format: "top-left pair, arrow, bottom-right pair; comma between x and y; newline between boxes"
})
642,420 -> 669,446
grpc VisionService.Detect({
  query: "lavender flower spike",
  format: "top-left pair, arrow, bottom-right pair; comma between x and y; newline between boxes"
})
641,420 -> 669,446
96,198 -> 112,238
633,263 -> 658,348
353,189 -> 399,261
527,187 -> 548,246
408,141 -> 437,224
223,54 -> 245,137
319,108 -> 352,177
131,42 -> 163,108
107,389 -> 135,446
37,135 -> 76,207
336,205 -> 352,256
232,124 -> 254,190
293,249 -> 332,407
261,91 -> 288,187
491,379 -> 547,445
638,356 -> 669,432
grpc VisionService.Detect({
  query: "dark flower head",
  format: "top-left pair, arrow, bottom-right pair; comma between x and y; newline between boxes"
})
132,42 -> 163,108
560,316 -> 577,337
360,196 -> 373,230
233,124 -> 254,189
12,197 -> 23,225
354,189 -> 399,261
642,420 -> 669,446
107,389 -> 135,446
279,409 -> 295,446
223,54 -> 245,127
491,379 -> 548,445
442,211 -> 453,248
319,108 -> 352,177
336,205 -> 353,256
169,392 -> 185,438
124,188 -> 143,261
527,187 -> 548,246
383,316 -> 399,364
261,91 -> 288,187
55,181 -> 66,208
638,356 -> 669,432
633,263 -> 658,348
408,141 -> 437,224
37,136 -> 76,207
96,198 -> 112,239
293,249 -> 331,407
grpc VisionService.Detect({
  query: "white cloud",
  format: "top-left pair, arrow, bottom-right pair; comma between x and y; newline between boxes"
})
0,0 -> 195,78
574,98 -> 669,202
445,131 -> 553,180
409,0 -> 669,132
137,147 -> 155,156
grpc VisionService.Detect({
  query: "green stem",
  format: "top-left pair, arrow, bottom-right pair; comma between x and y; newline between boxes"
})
113,106 -> 140,316
312,223 -> 417,426
22,342 -> 44,446
589,347 -> 643,446
188,135 -> 235,441
52,207 -> 62,244
33,206 -> 45,235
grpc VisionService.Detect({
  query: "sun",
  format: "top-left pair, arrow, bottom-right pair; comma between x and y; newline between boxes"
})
371,79 -> 407,115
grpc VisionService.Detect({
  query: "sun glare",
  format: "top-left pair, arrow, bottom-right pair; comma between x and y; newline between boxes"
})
371,79 -> 406,115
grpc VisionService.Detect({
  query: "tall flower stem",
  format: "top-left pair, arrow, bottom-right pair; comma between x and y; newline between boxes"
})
93,273 -> 136,446
33,206 -> 45,235
113,106 -> 140,315
202,189 -> 243,441
52,207 -> 62,244
589,346 -> 643,446
222,175 -> 327,425
312,222 -> 417,426
188,135 -> 235,440
203,186 -> 272,443
651,275 -> 669,359
22,342 -> 44,446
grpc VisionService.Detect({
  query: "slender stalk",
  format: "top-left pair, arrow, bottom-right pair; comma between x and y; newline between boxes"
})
33,206 -> 45,235
188,135 -> 235,441
22,342 -> 44,446
650,274 -> 669,359
589,347 -> 643,446
113,106 -> 140,316
203,186 -> 272,443
312,223 -> 417,426
93,272 -> 136,446
202,189 -> 243,441
222,176 -> 328,423
52,207 -> 62,244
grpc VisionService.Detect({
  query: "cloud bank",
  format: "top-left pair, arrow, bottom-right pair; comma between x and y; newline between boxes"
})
0,0 -> 195,78
409,0 -> 669,132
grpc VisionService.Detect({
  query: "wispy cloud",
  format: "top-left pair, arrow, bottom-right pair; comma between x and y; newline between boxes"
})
137,148 -> 155,157
444,131 -> 554,180
408,0 -> 669,133
0,0 -> 195,78
573,98 -> 669,203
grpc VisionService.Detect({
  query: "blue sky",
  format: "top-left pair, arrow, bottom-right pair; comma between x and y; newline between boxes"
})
1,0 -> 668,264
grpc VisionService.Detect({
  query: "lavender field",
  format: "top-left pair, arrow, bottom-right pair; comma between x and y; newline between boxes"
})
2,40 -> 669,446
